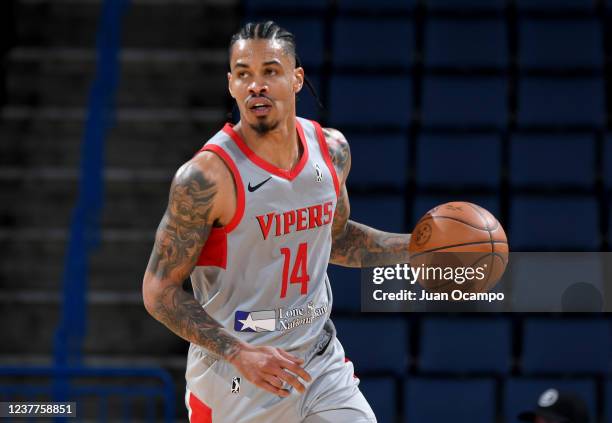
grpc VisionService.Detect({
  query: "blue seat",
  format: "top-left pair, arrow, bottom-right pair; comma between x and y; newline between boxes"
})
510,134 -> 595,188
337,0 -> 415,11
245,0 -> 327,12
604,379 -> 612,423
405,378 -> 496,423
422,76 -> 507,127
329,76 -> 412,127
428,0 -> 505,10
603,134 -> 612,189
333,18 -> 413,68
522,318 -> 611,374
296,74 -> 322,121
412,195 -> 500,226
509,255 -> 604,312
350,195 -> 406,233
504,378 -> 596,423
519,19 -> 603,69
517,77 -> 605,127
346,132 -> 409,188
417,133 -> 501,188
516,0 -> 595,11
266,18 -> 325,69
359,378 -> 396,423
419,317 -> 512,374
510,196 -> 599,250
326,265 -> 361,312
424,19 -> 507,68
333,317 -> 409,373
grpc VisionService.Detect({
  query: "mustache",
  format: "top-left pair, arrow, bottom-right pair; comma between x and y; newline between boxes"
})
245,94 -> 273,103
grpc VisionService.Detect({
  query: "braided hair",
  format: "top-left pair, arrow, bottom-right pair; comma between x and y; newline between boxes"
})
229,21 -> 323,109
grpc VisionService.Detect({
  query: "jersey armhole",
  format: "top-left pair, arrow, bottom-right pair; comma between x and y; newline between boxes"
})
199,144 -> 245,233
310,120 -> 340,199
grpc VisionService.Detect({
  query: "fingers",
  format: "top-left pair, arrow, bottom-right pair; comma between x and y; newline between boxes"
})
256,378 -> 290,397
273,368 -> 306,394
263,374 -> 284,390
279,360 -> 312,383
277,349 -> 304,364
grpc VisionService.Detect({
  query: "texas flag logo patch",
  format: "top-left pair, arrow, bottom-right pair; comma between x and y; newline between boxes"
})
234,310 -> 277,332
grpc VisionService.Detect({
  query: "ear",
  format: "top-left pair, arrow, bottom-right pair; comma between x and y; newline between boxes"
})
227,72 -> 234,98
293,67 -> 305,94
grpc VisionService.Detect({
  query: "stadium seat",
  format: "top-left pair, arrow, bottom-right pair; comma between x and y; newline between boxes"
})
266,18 -> 325,69
417,133 -> 501,188
412,195 -> 500,225
510,134 -> 595,188
519,19 -> 603,69
296,74 -> 322,121
428,0 -> 505,10
328,76 -> 412,127
421,76 -> 507,127
346,132 -> 409,188
333,317 -> 409,373
604,134 -> 612,189
359,377 -> 396,423
337,0 -> 415,11
419,317 -> 512,374
424,18 -> 507,68
509,255 -> 604,312
504,378 -> 596,423
326,265 -> 361,312
350,195 -> 406,233
405,378 -> 496,423
522,319 -> 611,374
245,0 -> 328,13
333,17 -> 413,68
604,379 -> 612,423
510,196 -> 599,250
516,0 -> 595,11
517,77 -> 605,127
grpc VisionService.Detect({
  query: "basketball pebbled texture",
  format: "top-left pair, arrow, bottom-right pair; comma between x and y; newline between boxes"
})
408,201 -> 509,293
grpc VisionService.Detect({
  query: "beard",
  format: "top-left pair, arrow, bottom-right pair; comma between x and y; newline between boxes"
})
249,118 -> 279,135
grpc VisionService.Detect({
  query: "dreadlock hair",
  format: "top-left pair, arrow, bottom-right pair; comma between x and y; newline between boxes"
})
229,21 -> 323,109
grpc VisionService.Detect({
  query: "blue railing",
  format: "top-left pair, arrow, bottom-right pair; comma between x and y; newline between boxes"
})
0,0 -> 177,420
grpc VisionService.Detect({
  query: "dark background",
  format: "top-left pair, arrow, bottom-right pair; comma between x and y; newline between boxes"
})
1,0 -> 611,421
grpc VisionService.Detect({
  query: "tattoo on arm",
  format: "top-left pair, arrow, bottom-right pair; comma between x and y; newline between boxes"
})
324,128 -> 411,268
145,162 -> 241,360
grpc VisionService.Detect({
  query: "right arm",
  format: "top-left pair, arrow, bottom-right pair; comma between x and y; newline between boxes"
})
142,153 -> 310,396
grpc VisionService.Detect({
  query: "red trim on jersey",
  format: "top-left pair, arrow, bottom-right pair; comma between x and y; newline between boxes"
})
311,120 -> 340,199
200,144 -> 245,233
222,120 -> 309,181
196,227 -> 227,268
344,357 -> 358,379
188,392 -> 212,423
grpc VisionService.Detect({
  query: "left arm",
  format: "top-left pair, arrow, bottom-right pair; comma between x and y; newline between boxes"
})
324,128 -> 411,268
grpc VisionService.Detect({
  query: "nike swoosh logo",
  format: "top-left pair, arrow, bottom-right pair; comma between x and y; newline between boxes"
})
247,176 -> 272,192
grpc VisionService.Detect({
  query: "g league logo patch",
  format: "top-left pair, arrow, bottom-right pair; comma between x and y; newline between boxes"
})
314,163 -> 323,183
231,377 -> 241,394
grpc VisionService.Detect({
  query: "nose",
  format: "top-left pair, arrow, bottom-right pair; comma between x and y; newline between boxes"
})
248,77 -> 268,96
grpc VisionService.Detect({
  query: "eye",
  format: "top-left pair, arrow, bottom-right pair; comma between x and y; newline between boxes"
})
265,68 -> 277,76
237,71 -> 249,78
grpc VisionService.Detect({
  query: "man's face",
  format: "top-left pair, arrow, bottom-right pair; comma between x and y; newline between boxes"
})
228,38 -> 304,135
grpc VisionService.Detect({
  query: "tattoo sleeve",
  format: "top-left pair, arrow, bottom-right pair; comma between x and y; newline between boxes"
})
144,161 -> 241,360
324,128 -> 412,268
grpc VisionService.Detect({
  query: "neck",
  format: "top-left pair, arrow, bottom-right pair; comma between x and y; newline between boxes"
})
235,115 -> 301,171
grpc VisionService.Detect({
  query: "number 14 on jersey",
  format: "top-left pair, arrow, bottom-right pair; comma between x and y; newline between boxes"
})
279,242 -> 310,298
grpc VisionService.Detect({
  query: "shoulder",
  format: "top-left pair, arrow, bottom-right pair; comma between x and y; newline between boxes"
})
169,150 -> 235,225
322,127 -> 351,181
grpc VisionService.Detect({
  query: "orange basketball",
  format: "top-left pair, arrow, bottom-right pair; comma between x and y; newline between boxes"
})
408,202 -> 509,293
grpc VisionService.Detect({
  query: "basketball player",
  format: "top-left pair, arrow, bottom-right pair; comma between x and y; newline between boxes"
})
142,21 -> 411,422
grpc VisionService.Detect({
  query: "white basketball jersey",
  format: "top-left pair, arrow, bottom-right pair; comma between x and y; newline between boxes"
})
189,117 -> 339,358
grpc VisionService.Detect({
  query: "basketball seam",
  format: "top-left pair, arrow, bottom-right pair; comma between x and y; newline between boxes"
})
465,203 -> 495,287
410,240 -> 508,258
418,214 -> 499,232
